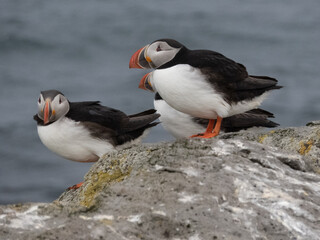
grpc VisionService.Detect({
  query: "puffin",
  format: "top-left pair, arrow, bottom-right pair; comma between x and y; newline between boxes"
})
34,89 -> 159,164
129,39 -> 282,138
154,92 -> 278,139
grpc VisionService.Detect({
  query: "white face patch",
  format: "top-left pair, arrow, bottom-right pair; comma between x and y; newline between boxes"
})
146,41 -> 182,68
50,94 -> 69,122
37,94 -> 45,120
37,93 -> 70,123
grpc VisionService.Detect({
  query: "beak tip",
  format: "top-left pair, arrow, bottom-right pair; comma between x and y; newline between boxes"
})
129,46 -> 147,69
138,82 -> 147,90
129,58 -> 142,69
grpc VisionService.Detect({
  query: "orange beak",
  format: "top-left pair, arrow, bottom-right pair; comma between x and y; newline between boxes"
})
139,73 -> 154,92
129,47 -> 144,68
129,45 -> 151,69
43,100 -> 50,125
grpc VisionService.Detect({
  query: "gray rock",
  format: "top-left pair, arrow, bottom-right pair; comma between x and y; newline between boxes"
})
221,121 -> 320,173
1,123 -> 320,240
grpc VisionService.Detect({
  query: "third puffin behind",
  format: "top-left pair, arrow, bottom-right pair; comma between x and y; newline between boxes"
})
154,92 -> 279,139
130,39 -> 282,138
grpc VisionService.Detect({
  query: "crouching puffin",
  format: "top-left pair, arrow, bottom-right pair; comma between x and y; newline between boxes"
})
34,90 -> 160,163
129,39 -> 282,138
154,92 -> 278,139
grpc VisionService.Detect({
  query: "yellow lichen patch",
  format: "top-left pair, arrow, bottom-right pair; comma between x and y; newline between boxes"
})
80,168 -> 131,208
258,134 -> 268,143
258,130 -> 277,143
298,139 -> 313,155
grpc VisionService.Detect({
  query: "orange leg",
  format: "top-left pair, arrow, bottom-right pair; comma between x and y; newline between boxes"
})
190,119 -> 215,138
67,182 -> 83,190
205,119 -> 215,133
190,117 -> 223,139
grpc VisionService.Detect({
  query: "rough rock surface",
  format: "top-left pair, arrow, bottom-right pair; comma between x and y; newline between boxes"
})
221,120 -> 320,173
1,123 -> 320,240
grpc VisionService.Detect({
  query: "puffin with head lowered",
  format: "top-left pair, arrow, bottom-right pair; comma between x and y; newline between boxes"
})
130,39 -> 282,138
34,90 -> 160,163
154,92 -> 278,139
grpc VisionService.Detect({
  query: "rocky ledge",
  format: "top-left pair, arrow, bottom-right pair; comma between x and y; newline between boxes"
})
1,121 -> 320,240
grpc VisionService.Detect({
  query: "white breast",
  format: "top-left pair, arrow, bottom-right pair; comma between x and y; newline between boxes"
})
37,118 -> 115,162
151,64 -> 268,118
151,65 -> 229,119
154,99 -> 206,139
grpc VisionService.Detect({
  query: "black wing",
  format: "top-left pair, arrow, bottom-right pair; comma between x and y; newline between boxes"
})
67,101 -> 129,130
183,50 -> 282,102
68,101 -> 160,146
182,50 -> 248,80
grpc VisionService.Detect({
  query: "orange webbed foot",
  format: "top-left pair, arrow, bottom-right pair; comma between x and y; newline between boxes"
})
189,117 -> 222,139
193,131 -> 219,139
190,133 -> 204,138
67,182 -> 83,190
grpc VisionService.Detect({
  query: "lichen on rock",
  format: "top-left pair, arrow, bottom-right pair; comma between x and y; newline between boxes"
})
1,122 -> 320,240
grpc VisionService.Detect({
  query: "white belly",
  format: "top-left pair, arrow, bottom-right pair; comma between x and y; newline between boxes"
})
37,118 -> 115,162
151,65 -> 268,118
154,99 -> 206,139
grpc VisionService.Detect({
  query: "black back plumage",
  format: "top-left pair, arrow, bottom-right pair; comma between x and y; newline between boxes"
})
182,50 -> 282,103
157,39 -> 282,103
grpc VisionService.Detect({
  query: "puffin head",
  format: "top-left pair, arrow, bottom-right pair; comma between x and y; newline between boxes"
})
129,39 -> 186,69
37,90 -> 70,125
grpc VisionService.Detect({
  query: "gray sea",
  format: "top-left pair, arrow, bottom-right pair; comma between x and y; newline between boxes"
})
1,0 -> 319,204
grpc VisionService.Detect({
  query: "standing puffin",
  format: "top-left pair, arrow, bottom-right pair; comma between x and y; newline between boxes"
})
34,90 -> 160,163
129,39 -> 282,138
154,92 -> 278,139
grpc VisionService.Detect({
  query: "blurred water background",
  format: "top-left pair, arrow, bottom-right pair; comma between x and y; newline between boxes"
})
0,0 -> 319,204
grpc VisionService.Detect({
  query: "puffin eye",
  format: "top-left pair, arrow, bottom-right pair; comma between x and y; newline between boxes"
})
156,45 -> 162,52
38,97 -> 41,104
59,96 -> 62,104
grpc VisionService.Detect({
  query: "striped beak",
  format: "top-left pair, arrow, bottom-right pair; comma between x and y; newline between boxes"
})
43,99 -> 52,125
129,45 -> 152,69
139,72 -> 154,92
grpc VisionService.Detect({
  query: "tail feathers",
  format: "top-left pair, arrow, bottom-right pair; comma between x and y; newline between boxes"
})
128,109 -> 157,118
237,75 -> 282,91
116,122 -> 159,145
246,108 -> 275,118
116,109 -> 160,145
229,75 -> 282,102
249,75 -> 277,81
193,109 -> 279,132
222,112 -> 279,132
123,111 -> 160,132
247,75 -> 283,90
222,120 -> 279,133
